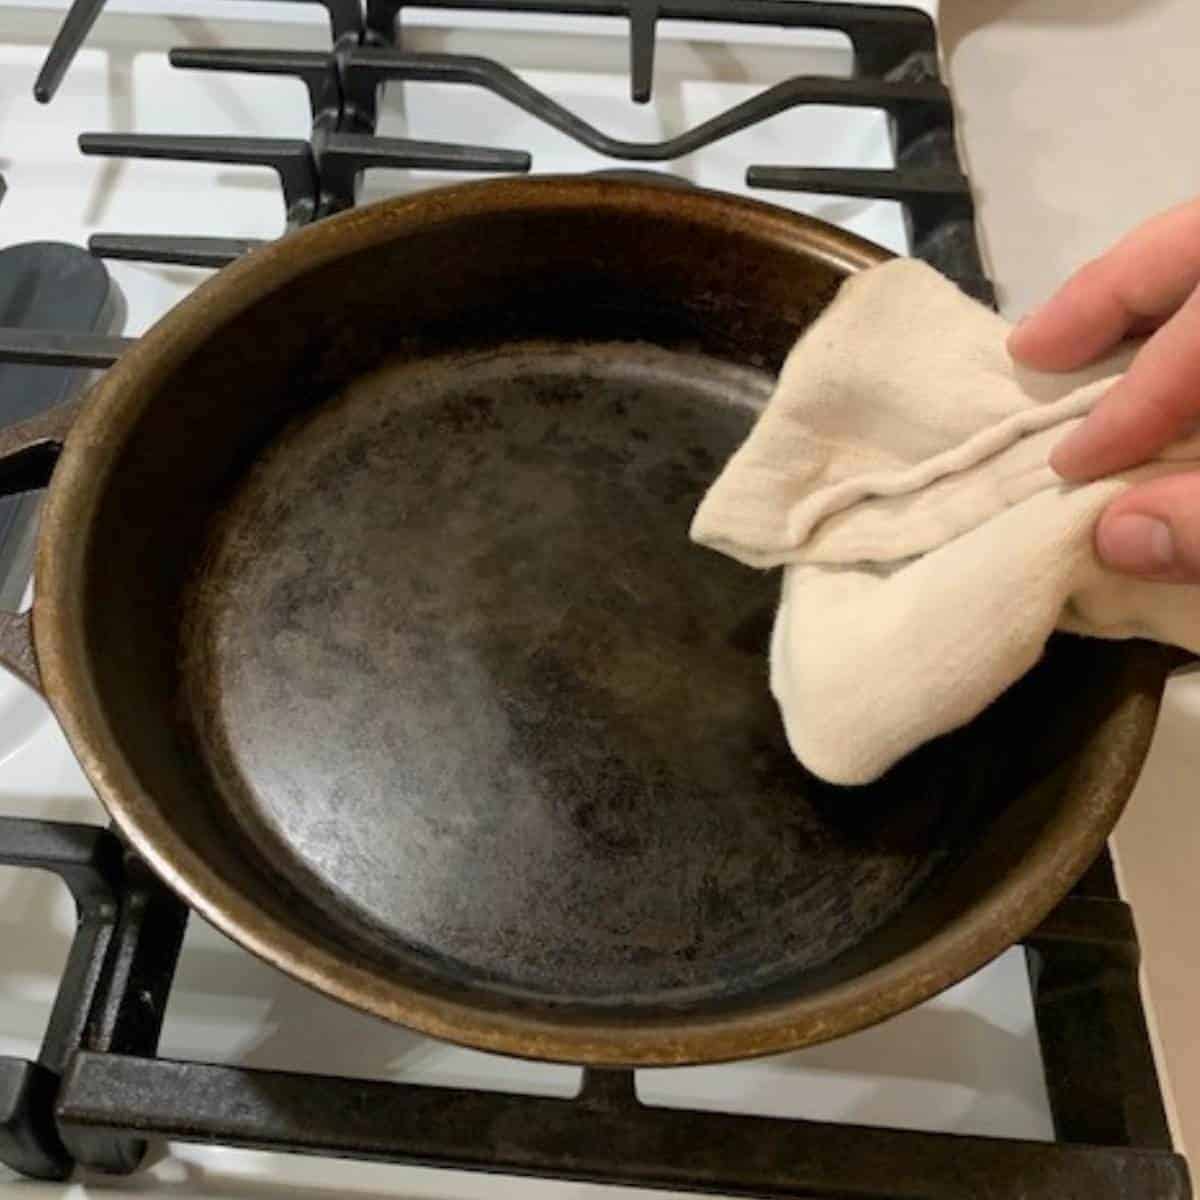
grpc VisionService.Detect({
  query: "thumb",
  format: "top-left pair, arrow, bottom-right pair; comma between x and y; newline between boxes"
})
1096,474 -> 1200,581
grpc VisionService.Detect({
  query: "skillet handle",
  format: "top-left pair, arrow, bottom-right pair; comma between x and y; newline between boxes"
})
0,397 -> 85,693
0,611 -> 38,691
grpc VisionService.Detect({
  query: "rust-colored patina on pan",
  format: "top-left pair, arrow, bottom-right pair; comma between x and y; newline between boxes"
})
0,178 -> 1172,1065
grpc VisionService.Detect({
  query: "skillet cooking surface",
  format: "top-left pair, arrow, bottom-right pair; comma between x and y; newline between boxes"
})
181,339 -> 961,1008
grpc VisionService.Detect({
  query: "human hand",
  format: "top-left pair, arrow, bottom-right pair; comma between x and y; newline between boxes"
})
1008,198 -> 1200,582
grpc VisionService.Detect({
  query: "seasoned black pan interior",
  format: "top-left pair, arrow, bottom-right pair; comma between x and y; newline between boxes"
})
180,341 -> 951,1006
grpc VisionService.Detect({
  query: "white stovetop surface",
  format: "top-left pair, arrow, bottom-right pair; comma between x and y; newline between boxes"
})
5,0 -> 1189,1193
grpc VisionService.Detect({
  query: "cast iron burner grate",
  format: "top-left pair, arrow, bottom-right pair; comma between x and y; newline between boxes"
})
28,0 -> 991,300
0,1 -> 1191,1195
0,817 -> 1188,1197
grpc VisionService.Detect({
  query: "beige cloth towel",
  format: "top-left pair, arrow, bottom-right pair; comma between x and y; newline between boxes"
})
690,258 -> 1200,786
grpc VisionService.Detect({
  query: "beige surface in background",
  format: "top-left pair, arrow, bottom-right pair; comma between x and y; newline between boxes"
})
937,0 -> 1200,1157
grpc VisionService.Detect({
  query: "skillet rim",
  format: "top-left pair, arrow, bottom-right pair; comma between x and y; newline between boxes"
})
32,176 -> 1168,1064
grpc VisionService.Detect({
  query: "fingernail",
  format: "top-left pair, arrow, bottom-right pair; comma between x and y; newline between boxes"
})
1014,304 -> 1042,331
1097,514 -> 1175,575
1050,420 -> 1103,479
1009,305 -> 1047,343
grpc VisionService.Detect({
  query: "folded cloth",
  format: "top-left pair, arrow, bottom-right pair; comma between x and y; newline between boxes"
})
690,257 -> 1200,786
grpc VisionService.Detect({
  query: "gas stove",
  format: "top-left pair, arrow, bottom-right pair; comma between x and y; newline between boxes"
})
0,2 -> 1190,1196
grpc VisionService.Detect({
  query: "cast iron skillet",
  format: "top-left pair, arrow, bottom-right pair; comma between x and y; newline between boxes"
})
0,179 -> 1172,1065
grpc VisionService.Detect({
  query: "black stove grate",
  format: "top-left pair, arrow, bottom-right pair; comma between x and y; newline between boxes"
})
0,817 -> 1189,1197
27,0 -> 993,300
0,2 -> 1191,1195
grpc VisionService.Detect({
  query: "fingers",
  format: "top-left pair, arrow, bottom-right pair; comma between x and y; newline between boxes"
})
1096,474 -> 1200,582
1008,198 -> 1200,371
1050,283 -> 1200,479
